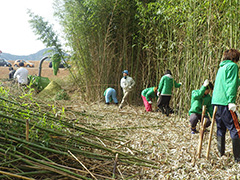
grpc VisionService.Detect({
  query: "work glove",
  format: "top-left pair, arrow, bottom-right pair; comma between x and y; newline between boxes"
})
228,103 -> 237,112
157,92 -> 160,96
203,79 -> 209,87
148,101 -> 152,104
179,82 -> 182,85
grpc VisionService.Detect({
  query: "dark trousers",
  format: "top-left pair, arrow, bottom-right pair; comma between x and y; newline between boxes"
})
215,105 -> 240,139
189,113 -> 211,128
157,95 -> 171,108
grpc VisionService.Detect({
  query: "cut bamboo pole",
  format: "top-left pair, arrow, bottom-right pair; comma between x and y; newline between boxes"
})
112,153 -> 118,179
201,105 -> 206,126
206,106 -> 218,160
68,150 -> 97,180
26,119 -> 29,141
0,170 -> 34,180
198,117 -> 207,158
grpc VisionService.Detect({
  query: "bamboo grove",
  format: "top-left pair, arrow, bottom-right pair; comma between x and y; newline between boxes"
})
52,0 -> 240,114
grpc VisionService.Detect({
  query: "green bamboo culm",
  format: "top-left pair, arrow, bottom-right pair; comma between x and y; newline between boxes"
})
52,53 -> 61,75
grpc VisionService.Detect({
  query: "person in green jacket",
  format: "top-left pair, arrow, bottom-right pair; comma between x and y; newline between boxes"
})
157,69 -> 181,116
189,79 -> 214,134
212,49 -> 240,163
141,87 -> 158,112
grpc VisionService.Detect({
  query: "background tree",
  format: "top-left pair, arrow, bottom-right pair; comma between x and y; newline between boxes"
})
51,0 -> 240,114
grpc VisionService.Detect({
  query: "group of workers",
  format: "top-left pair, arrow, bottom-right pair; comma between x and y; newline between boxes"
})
105,49 -> 240,163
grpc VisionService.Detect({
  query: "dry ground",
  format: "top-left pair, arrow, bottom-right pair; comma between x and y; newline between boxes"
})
61,100 -> 240,179
1,67 -> 240,179
0,60 -> 69,80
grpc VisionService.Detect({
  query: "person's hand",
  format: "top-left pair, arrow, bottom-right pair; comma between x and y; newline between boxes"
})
203,79 -> 209,87
228,103 -> 237,112
179,82 -> 182,85
148,101 -> 152,104
157,92 -> 160,96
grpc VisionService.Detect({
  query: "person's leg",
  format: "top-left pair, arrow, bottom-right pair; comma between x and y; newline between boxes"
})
189,113 -> 200,134
157,95 -> 165,114
164,96 -> 171,116
105,90 -> 111,104
204,115 -> 211,128
215,105 -> 227,156
111,89 -> 118,104
141,95 -> 152,112
119,91 -> 129,109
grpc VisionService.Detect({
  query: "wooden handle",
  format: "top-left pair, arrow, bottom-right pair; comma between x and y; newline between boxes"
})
198,117 -> 207,158
201,105 -> 206,126
206,106 -> 218,159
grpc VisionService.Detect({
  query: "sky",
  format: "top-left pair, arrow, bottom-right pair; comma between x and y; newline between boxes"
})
0,0 -> 62,56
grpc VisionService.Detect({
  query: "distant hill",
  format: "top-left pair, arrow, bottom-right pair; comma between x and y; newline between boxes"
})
0,48 -> 52,61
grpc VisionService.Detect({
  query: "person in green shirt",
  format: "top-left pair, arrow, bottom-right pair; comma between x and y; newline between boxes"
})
212,48 -> 240,163
141,87 -> 158,112
189,79 -> 214,134
157,69 -> 181,116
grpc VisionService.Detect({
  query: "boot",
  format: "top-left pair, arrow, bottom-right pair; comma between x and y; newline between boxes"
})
217,136 -> 225,156
159,106 -> 165,114
165,107 -> 170,116
232,138 -> 240,163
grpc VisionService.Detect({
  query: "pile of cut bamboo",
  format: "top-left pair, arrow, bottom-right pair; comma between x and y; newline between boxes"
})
0,90 -> 158,179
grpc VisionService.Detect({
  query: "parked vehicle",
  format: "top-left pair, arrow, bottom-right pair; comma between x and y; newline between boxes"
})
0,58 -> 12,67
13,60 -> 34,67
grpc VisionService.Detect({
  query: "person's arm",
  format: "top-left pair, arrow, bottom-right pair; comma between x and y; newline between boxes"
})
192,86 -> 206,100
13,70 -> 19,79
206,96 -> 213,117
174,80 -> 181,88
120,78 -> 128,89
157,77 -> 164,93
129,77 -> 135,88
226,65 -> 238,103
145,90 -> 153,102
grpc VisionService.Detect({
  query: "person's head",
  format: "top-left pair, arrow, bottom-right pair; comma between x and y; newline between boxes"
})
204,82 -> 214,95
9,67 -> 13,71
153,87 -> 158,94
122,70 -> 128,77
164,69 -> 172,75
223,49 -> 240,63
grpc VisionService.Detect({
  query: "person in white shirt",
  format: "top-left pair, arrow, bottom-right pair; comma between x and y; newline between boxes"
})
119,70 -> 135,109
13,67 -> 29,85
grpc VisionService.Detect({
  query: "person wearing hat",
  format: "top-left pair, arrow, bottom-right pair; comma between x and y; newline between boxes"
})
9,67 -> 16,79
119,70 -> 135,109
157,69 -> 181,116
189,79 -> 214,134
212,48 -> 240,163
141,87 -> 158,112
104,87 -> 118,105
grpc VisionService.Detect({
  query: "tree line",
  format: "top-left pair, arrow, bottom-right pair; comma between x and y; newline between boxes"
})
48,0 -> 240,114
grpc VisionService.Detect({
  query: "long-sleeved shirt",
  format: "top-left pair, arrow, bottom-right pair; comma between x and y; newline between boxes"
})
120,76 -> 135,94
212,60 -> 240,105
158,74 -> 181,95
141,87 -> 157,101
189,85 -> 213,117
13,67 -> 29,84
